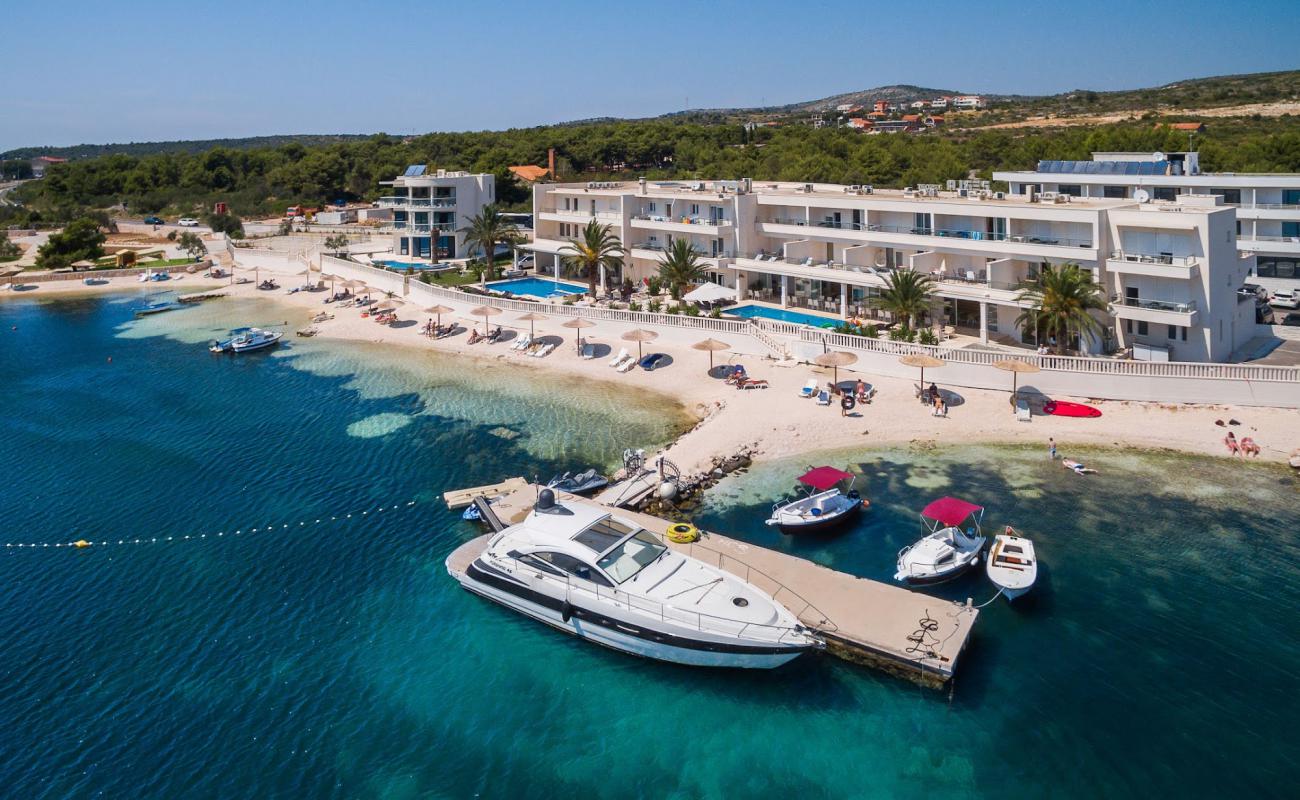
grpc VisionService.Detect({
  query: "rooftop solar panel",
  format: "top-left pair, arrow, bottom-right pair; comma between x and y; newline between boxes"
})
404,165 -> 427,177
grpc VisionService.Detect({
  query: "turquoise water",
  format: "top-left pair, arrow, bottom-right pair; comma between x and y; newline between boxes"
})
1,293 -> 1297,798
487,277 -> 587,296
727,304 -> 840,327
376,260 -> 448,271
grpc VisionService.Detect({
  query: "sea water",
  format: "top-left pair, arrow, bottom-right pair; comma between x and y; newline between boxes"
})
0,293 -> 1295,798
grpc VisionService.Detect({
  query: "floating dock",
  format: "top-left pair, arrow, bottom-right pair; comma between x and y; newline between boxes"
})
446,481 -> 979,689
176,290 -> 228,304
441,477 -> 530,510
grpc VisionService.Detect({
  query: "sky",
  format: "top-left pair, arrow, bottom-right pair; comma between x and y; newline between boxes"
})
3,0 -> 1297,152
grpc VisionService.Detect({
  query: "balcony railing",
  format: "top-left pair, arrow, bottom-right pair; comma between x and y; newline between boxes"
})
547,209 -> 621,220
1241,234 -> 1300,243
377,196 -> 456,208
1112,295 -> 1198,314
1250,203 -> 1300,210
631,214 -> 729,226
1109,251 -> 1198,266
761,218 -> 1092,247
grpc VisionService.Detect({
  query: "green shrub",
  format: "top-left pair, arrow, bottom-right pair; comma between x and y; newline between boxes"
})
628,300 -> 642,312
918,328 -> 939,346
647,299 -> 662,313
708,306 -> 722,318
647,276 -> 663,296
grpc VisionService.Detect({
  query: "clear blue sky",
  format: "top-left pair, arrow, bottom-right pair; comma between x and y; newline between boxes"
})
3,0 -> 1296,151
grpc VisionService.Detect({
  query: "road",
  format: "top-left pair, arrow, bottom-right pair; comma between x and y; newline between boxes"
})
0,180 -> 26,207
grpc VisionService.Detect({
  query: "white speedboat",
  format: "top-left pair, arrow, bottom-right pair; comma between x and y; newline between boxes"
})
210,327 -> 282,354
765,466 -> 866,534
986,527 -> 1037,601
895,497 -> 987,585
449,489 -> 819,668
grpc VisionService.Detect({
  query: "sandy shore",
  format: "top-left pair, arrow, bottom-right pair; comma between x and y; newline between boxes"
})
6,266 -> 1297,473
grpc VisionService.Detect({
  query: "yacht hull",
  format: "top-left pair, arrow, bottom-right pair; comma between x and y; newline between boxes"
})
770,502 -> 860,534
456,561 -> 809,669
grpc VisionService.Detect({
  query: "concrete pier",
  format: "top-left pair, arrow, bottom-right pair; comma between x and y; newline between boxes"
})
447,482 -> 979,689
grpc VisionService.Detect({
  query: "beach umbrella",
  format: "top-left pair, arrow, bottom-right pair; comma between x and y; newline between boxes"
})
621,328 -> 659,359
471,304 -> 504,334
900,353 -> 947,388
424,304 -> 455,328
374,298 -> 406,311
0,264 -> 25,278
814,350 -> 858,386
561,317 -> 595,353
516,311 -> 549,339
692,337 -> 731,371
994,359 -> 1041,406
319,273 -> 339,293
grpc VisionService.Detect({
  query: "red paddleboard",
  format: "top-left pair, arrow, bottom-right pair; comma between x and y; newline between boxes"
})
1044,400 -> 1101,418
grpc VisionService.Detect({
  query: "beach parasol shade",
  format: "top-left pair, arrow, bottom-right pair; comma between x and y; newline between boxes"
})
561,317 -> 595,352
691,337 -> 731,370
994,359 -> 1041,406
814,350 -> 858,384
516,311 -> 549,338
374,299 -> 406,311
471,305 -> 504,333
424,304 -> 455,327
899,353 -> 946,387
1,264 -> 27,278
621,328 -> 659,359
72,259 -> 97,270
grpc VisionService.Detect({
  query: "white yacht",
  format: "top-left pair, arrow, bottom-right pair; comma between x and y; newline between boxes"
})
765,466 -> 866,534
210,327 -> 283,354
450,490 -> 819,668
895,497 -> 987,585
986,528 -> 1038,601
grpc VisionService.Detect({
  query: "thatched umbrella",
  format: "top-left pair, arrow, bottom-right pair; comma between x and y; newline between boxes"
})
0,264 -> 26,278
516,311 -> 549,339
561,317 -> 595,353
471,304 -> 504,334
994,359 -> 1041,406
814,350 -> 858,385
900,353 -> 947,388
424,304 -> 455,328
319,273 -> 339,294
374,298 -> 406,312
621,328 -> 658,359
692,338 -> 731,371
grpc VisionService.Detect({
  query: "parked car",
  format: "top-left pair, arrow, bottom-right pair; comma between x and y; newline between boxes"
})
1281,312 -> 1300,327
516,254 -> 535,270
177,217 -> 200,227
1269,289 -> 1299,309
143,215 -> 165,225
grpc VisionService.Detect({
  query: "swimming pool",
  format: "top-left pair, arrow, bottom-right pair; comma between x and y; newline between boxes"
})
725,304 -> 840,327
487,278 -> 587,297
376,260 -> 450,271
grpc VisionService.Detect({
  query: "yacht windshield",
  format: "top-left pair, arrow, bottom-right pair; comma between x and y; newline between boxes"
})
596,530 -> 667,583
572,518 -> 636,553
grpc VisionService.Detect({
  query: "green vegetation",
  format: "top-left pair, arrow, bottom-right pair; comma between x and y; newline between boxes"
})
459,205 -> 520,284
36,218 -> 105,269
655,238 -> 708,300
560,220 -> 624,297
1014,263 -> 1108,354
0,231 -> 20,262
205,211 -> 244,238
0,134 -> 372,162
176,232 -> 207,260
873,269 -> 934,330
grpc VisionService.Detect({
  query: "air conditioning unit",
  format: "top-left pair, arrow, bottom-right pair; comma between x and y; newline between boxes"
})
994,191 -> 1006,200
903,188 -> 916,197
1039,191 -> 1058,201
803,183 -> 814,193
859,185 -> 874,195
958,189 -> 968,198
847,185 -> 860,192
1057,194 -> 1071,203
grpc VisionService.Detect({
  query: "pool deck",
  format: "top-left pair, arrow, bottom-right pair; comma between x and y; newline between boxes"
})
445,481 -> 979,689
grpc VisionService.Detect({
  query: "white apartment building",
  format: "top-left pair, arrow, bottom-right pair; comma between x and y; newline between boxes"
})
527,178 -> 1256,362
951,95 -> 988,110
995,152 -> 1300,283
377,166 -> 495,259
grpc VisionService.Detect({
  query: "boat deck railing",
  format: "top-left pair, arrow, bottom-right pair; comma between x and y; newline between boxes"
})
494,552 -> 816,645
681,539 -> 839,633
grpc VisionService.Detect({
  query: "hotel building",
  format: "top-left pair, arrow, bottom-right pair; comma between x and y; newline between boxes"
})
526,178 -> 1256,362
377,166 -> 495,259
995,152 -> 1300,283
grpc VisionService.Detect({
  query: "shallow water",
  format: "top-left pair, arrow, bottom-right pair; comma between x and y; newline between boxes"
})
1,293 -> 1296,798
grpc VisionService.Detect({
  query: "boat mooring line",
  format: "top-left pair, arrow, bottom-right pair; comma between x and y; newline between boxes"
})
2,501 -> 418,551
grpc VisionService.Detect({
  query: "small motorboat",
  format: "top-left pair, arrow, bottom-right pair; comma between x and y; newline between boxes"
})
547,469 -> 609,496
210,327 -> 282,354
895,497 -> 987,585
639,352 -> 667,371
133,297 -> 177,316
986,527 -> 1037,601
766,466 -> 866,534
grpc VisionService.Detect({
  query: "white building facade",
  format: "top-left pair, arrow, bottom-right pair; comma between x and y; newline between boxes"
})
378,166 -> 495,259
995,152 -> 1300,284
527,178 -> 1256,363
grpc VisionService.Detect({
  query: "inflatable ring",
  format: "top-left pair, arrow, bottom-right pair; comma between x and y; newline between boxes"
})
840,395 -> 856,411
666,523 -> 699,544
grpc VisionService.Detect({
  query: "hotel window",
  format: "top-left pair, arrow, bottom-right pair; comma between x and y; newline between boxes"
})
1153,187 -> 1176,201
1283,222 -> 1300,238
914,213 -> 932,234
1214,189 -> 1241,204
1124,319 -> 1133,335
689,203 -> 701,216
986,217 -> 1007,239
1103,186 -> 1126,199
647,202 -> 657,214
1284,189 -> 1300,205
1137,321 -> 1149,336
1167,324 -> 1177,340
1058,185 -> 1082,197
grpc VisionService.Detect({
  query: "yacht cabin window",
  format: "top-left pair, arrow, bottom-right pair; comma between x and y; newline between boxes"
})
597,530 -> 668,583
533,551 -> 613,587
573,518 -> 637,553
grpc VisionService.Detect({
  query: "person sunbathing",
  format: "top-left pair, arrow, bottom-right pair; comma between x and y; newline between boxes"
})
467,330 -> 483,344
1224,431 -> 1241,456
1062,458 -> 1096,475
1240,436 -> 1261,457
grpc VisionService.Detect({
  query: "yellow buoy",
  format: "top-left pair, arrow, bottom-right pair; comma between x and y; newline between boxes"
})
74,540 -> 91,548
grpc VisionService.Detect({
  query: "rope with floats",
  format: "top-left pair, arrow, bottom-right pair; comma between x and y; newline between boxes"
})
2,501 -> 418,551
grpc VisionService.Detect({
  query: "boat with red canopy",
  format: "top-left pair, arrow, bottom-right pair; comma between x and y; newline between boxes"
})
894,497 -> 987,585
765,466 -> 867,533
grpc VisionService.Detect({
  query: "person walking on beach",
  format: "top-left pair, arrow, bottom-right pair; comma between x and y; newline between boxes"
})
1048,438 -> 1057,460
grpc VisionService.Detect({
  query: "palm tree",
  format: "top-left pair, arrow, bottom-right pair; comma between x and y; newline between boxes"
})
1014,262 -> 1107,354
873,269 -> 934,330
458,205 -> 518,285
656,238 -> 708,300
560,219 -> 624,297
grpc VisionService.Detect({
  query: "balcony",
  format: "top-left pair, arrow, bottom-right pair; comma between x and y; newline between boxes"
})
1238,234 -> 1300,254
377,196 -> 456,209
630,214 -> 732,234
1107,251 -> 1200,279
1109,295 -> 1199,325
757,218 -> 1094,256
538,210 -> 622,224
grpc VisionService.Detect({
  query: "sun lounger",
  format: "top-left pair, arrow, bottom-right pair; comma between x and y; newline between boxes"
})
1016,398 -> 1032,422
616,355 -> 637,373
511,335 -> 532,351
816,390 -> 831,406
737,378 -> 769,390
800,379 -> 818,398
609,347 -> 629,367
533,343 -> 556,358
581,343 -> 596,360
